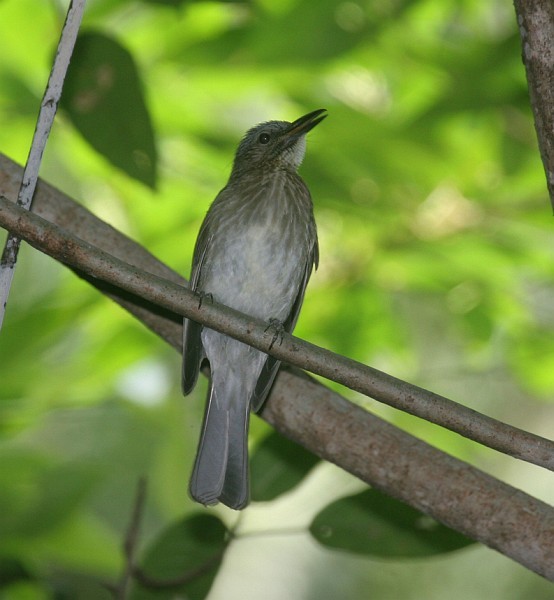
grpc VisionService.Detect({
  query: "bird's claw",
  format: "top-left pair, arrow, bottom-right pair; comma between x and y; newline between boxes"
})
265,318 -> 285,350
195,291 -> 213,309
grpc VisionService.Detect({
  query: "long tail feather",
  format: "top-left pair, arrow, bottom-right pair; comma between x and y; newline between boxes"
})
219,403 -> 250,509
189,386 -> 229,506
189,383 -> 251,510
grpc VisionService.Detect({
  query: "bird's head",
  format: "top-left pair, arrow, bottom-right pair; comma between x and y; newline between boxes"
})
230,109 -> 327,178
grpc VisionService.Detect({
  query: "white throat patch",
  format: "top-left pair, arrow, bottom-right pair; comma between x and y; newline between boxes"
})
292,136 -> 307,169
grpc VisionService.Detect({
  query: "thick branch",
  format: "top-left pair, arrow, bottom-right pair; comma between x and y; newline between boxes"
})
514,0 -> 554,211
1,153 -> 554,579
264,370 -> 554,581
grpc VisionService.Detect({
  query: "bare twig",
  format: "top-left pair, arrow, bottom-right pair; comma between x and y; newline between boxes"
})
115,477 -> 148,600
0,193 -> 553,473
0,0 -> 86,329
514,0 -> 554,211
1,157 -> 554,579
113,477 -> 223,595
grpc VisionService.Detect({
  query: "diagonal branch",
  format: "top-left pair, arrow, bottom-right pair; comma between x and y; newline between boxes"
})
0,190 -> 553,471
1,153 -> 554,580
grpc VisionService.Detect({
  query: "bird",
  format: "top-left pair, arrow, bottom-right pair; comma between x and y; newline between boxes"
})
182,108 -> 326,510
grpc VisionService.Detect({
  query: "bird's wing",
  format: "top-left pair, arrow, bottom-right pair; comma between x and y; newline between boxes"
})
285,237 -> 319,333
182,318 -> 204,395
182,212 -> 214,395
250,238 -> 319,413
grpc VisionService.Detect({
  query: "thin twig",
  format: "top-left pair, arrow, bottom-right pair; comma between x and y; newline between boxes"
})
0,166 -> 553,579
115,477 -> 148,600
0,0 -> 86,329
112,476 -> 223,594
0,194 -> 553,473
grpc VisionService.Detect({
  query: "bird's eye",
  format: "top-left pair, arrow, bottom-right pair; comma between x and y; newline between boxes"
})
258,133 -> 271,144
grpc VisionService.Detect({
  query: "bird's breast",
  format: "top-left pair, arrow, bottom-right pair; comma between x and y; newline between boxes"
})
200,175 -> 314,321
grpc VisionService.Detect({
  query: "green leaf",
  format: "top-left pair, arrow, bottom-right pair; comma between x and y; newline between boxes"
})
61,31 -> 157,188
130,514 -> 228,600
250,431 -> 319,502
310,489 -> 475,558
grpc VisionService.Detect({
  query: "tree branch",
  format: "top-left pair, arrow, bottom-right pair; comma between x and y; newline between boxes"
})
514,0 -> 554,211
115,477 -> 148,600
1,153 -> 554,580
264,370 -> 554,581
0,180 -> 553,471
0,0 -> 86,328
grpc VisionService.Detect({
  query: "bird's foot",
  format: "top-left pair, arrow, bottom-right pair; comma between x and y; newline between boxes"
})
195,290 -> 213,309
265,318 -> 285,350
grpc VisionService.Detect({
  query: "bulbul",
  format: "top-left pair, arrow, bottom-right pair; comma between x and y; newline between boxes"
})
183,109 -> 326,510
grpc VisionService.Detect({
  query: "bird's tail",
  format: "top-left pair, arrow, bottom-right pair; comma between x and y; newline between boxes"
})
189,383 -> 250,510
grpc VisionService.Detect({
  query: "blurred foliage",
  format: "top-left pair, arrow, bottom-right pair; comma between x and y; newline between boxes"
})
250,430 -> 320,502
130,513 -> 227,599
1,0 -> 554,598
61,31 -> 158,188
310,488 -> 474,557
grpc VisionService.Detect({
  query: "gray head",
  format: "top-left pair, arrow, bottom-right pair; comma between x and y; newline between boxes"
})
230,109 -> 327,179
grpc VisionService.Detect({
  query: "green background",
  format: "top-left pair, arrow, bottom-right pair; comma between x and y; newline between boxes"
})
0,0 -> 553,597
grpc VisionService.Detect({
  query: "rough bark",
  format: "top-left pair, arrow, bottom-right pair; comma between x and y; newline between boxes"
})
514,0 -> 554,211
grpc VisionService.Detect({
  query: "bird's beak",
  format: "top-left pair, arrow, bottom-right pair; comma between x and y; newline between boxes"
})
283,109 -> 327,145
